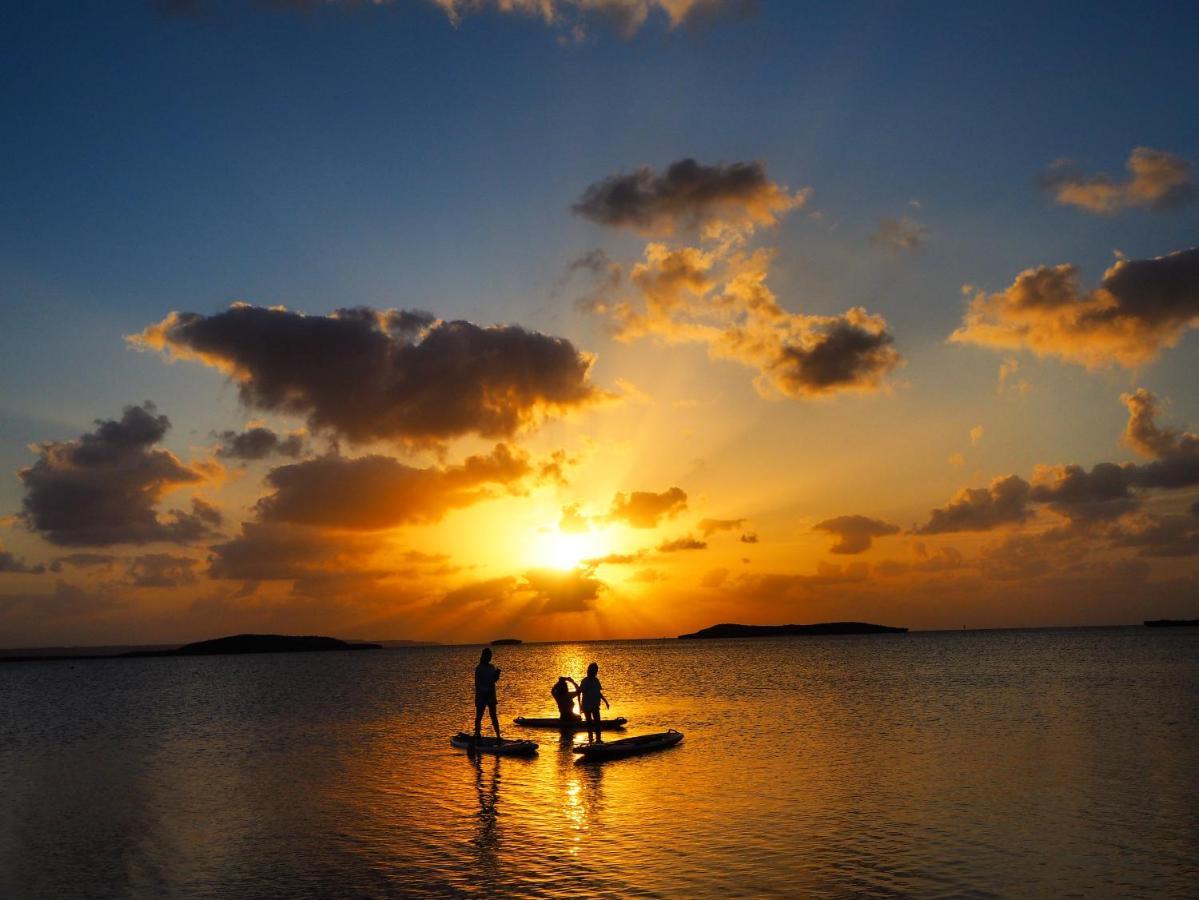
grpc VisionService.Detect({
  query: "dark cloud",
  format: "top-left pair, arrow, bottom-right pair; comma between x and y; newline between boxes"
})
0,542 -> 46,575
698,517 -> 745,537
918,390 -> 1199,537
18,403 -> 219,547
593,242 -> 901,398
208,522 -> 388,581
54,553 -> 118,570
916,475 -> 1031,534
216,426 -> 306,461
131,305 -> 607,446
607,487 -> 687,528
255,444 -> 532,530
573,159 -> 806,237
1110,513 -> 1199,557
739,532 -> 759,543
813,515 -> 900,554
522,567 -> 605,613
658,536 -> 707,552
767,315 -> 900,395
1028,463 -> 1139,523
128,553 -> 200,588
870,217 -> 928,254
1121,389 -> 1199,489
952,245 -> 1199,368
1041,147 -> 1194,214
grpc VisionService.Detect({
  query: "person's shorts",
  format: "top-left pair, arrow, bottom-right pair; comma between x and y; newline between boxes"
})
581,705 -> 600,716
475,692 -> 497,712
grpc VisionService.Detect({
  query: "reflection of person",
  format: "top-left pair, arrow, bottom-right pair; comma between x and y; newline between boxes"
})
473,647 -> 502,747
551,676 -> 579,721
578,662 -> 609,743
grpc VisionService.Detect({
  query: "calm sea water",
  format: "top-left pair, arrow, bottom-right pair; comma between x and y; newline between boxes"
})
1,627 -> 1196,898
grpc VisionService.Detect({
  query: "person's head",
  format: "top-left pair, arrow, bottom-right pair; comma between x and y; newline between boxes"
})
587,662 -> 598,677
557,676 -> 568,685
480,647 -> 492,664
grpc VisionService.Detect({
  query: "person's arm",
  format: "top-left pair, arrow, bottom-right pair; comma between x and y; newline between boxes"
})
601,692 -> 610,710
493,666 -> 501,684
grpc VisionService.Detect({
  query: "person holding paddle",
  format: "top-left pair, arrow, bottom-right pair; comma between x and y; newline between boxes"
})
578,662 -> 609,744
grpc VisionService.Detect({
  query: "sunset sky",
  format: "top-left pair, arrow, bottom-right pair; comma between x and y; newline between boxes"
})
2,1 -> 1198,646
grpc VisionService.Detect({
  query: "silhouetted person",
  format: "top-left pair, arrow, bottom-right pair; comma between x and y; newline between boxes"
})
551,676 -> 579,722
579,662 -> 609,743
473,647 -> 502,748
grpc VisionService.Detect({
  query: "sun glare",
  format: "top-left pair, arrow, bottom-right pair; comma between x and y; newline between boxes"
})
534,528 -> 605,571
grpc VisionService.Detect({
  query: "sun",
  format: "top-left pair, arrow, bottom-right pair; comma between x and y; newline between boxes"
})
533,528 -> 606,571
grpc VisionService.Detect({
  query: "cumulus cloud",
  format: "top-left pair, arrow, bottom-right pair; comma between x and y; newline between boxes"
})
255,444 -> 535,530
216,426 -> 306,461
574,159 -> 807,238
130,305 -> 607,446
870,217 -> 927,253
18,403 -> 220,547
1120,389 -> 1199,489
1041,147 -> 1194,214
0,542 -> 46,575
918,390 -> 1199,536
594,243 -> 900,397
951,246 -> 1199,368
813,515 -> 900,554
1028,463 -> 1139,523
916,475 -> 1031,534
607,486 -> 687,528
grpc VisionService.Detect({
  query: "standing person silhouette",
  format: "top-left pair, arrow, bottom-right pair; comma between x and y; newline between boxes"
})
578,662 -> 609,744
472,647 -> 502,749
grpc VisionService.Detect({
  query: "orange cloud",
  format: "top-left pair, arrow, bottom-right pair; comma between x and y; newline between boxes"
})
814,515 -> 899,554
951,246 -> 1199,368
1041,147 -> 1194,214
607,487 -> 687,528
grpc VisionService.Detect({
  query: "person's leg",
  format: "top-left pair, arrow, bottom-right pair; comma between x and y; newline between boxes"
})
585,709 -> 598,743
488,700 -> 501,741
474,699 -> 485,743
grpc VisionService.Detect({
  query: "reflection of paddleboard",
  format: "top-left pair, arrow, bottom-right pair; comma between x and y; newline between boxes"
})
450,732 -> 538,756
513,716 -> 628,731
573,730 -> 683,762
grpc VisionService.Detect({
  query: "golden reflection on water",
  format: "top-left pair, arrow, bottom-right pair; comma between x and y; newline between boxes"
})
11,632 -> 1192,897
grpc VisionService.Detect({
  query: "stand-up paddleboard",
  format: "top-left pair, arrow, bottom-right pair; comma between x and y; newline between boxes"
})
450,732 -> 538,756
514,716 -> 628,731
573,729 -> 683,762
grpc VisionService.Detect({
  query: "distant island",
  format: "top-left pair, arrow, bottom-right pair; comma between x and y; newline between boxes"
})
678,622 -> 908,639
1144,619 -> 1199,627
1,633 -> 381,663
490,638 -> 522,645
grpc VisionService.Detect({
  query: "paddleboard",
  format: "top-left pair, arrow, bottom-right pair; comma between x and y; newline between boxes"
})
450,732 -> 538,756
573,729 -> 683,762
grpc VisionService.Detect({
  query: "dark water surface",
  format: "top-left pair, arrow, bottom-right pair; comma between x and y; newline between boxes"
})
1,627 -> 1196,897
